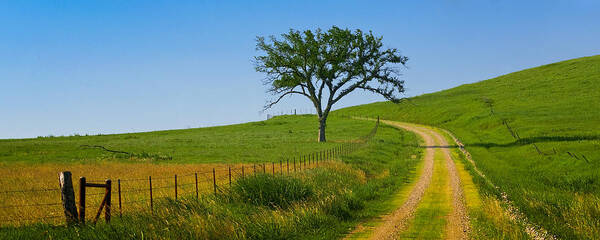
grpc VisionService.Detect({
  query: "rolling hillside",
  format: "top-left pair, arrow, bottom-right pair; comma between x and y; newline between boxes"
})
0,115 -> 374,164
336,55 -> 600,239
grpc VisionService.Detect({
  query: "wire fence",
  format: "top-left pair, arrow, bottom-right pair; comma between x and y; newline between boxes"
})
0,117 -> 379,227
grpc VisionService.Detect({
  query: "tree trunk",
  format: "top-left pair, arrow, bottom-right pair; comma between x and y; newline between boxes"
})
318,118 -> 326,142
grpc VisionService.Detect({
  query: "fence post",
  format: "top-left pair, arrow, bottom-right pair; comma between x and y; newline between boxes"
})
228,166 -> 232,187
78,177 -> 86,224
174,175 -> 178,200
293,158 -> 296,172
280,160 -> 282,174
242,166 -> 245,178
213,168 -> 217,195
287,159 -> 289,173
59,171 -> 78,225
149,176 -> 153,214
105,179 -> 111,223
272,162 -> 275,175
118,179 -> 122,217
263,164 -> 266,173
195,173 -> 199,199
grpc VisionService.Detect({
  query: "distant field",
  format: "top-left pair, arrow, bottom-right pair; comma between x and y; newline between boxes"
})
0,115 -> 380,227
337,55 -> 600,239
0,116 -> 422,239
0,115 -> 373,164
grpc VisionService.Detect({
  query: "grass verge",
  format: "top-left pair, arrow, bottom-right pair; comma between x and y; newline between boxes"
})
0,121 -> 421,239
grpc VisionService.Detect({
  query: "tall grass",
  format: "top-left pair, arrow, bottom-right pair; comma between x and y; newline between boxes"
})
0,121 -> 421,239
231,174 -> 313,209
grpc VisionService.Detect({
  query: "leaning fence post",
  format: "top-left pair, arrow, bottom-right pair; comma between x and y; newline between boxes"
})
78,176 -> 86,223
117,179 -> 122,217
59,172 -> 78,225
105,179 -> 111,223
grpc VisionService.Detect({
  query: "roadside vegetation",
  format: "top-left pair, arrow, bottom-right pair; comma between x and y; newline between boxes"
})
336,55 -> 600,239
0,116 -> 421,239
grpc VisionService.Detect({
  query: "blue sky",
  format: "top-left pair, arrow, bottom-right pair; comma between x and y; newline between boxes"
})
1,0 -> 599,139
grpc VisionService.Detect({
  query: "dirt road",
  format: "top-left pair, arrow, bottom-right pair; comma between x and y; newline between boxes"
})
358,121 -> 470,240
367,122 -> 436,239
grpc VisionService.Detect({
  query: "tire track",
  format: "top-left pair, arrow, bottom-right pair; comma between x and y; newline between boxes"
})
427,128 -> 470,239
367,121 -> 436,240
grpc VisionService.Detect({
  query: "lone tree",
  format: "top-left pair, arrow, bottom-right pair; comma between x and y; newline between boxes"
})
254,26 -> 408,142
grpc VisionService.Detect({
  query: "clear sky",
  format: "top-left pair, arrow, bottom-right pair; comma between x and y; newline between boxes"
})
1,1 -> 599,139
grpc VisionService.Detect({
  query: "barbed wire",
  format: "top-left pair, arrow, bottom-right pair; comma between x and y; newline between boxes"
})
0,202 -> 62,209
0,188 -> 60,194
0,116 -> 379,226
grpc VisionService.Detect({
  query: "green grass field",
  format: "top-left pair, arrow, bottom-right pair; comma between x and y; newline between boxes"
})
2,55 -> 598,239
0,114 -> 422,239
336,55 -> 600,239
0,115 -> 375,164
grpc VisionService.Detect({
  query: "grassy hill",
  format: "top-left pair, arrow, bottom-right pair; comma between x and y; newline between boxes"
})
0,115 -> 424,239
336,55 -> 600,239
0,115 -> 374,164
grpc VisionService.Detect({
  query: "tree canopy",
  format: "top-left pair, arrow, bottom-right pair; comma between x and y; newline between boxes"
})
254,26 -> 408,142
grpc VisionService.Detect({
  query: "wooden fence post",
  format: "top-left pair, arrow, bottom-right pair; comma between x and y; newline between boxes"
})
228,166 -> 232,187
78,177 -> 86,223
174,175 -> 178,201
280,160 -> 282,174
195,173 -> 199,199
149,176 -> 153,214
287,159 -> 289,173
105,179 -> 111,223
118,179 -> 122,217
213,168 -> 217,195
263,164 -> 266,174
242,166 -> 245,178
272,162 -> 275,175
59,172 -> 78,225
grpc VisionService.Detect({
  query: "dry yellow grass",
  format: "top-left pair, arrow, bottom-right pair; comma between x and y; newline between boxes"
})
0,159 -> 321,226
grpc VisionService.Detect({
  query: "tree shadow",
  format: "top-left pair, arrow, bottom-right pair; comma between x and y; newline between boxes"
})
466,135 -> 600,148
399,135 -> 600,149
